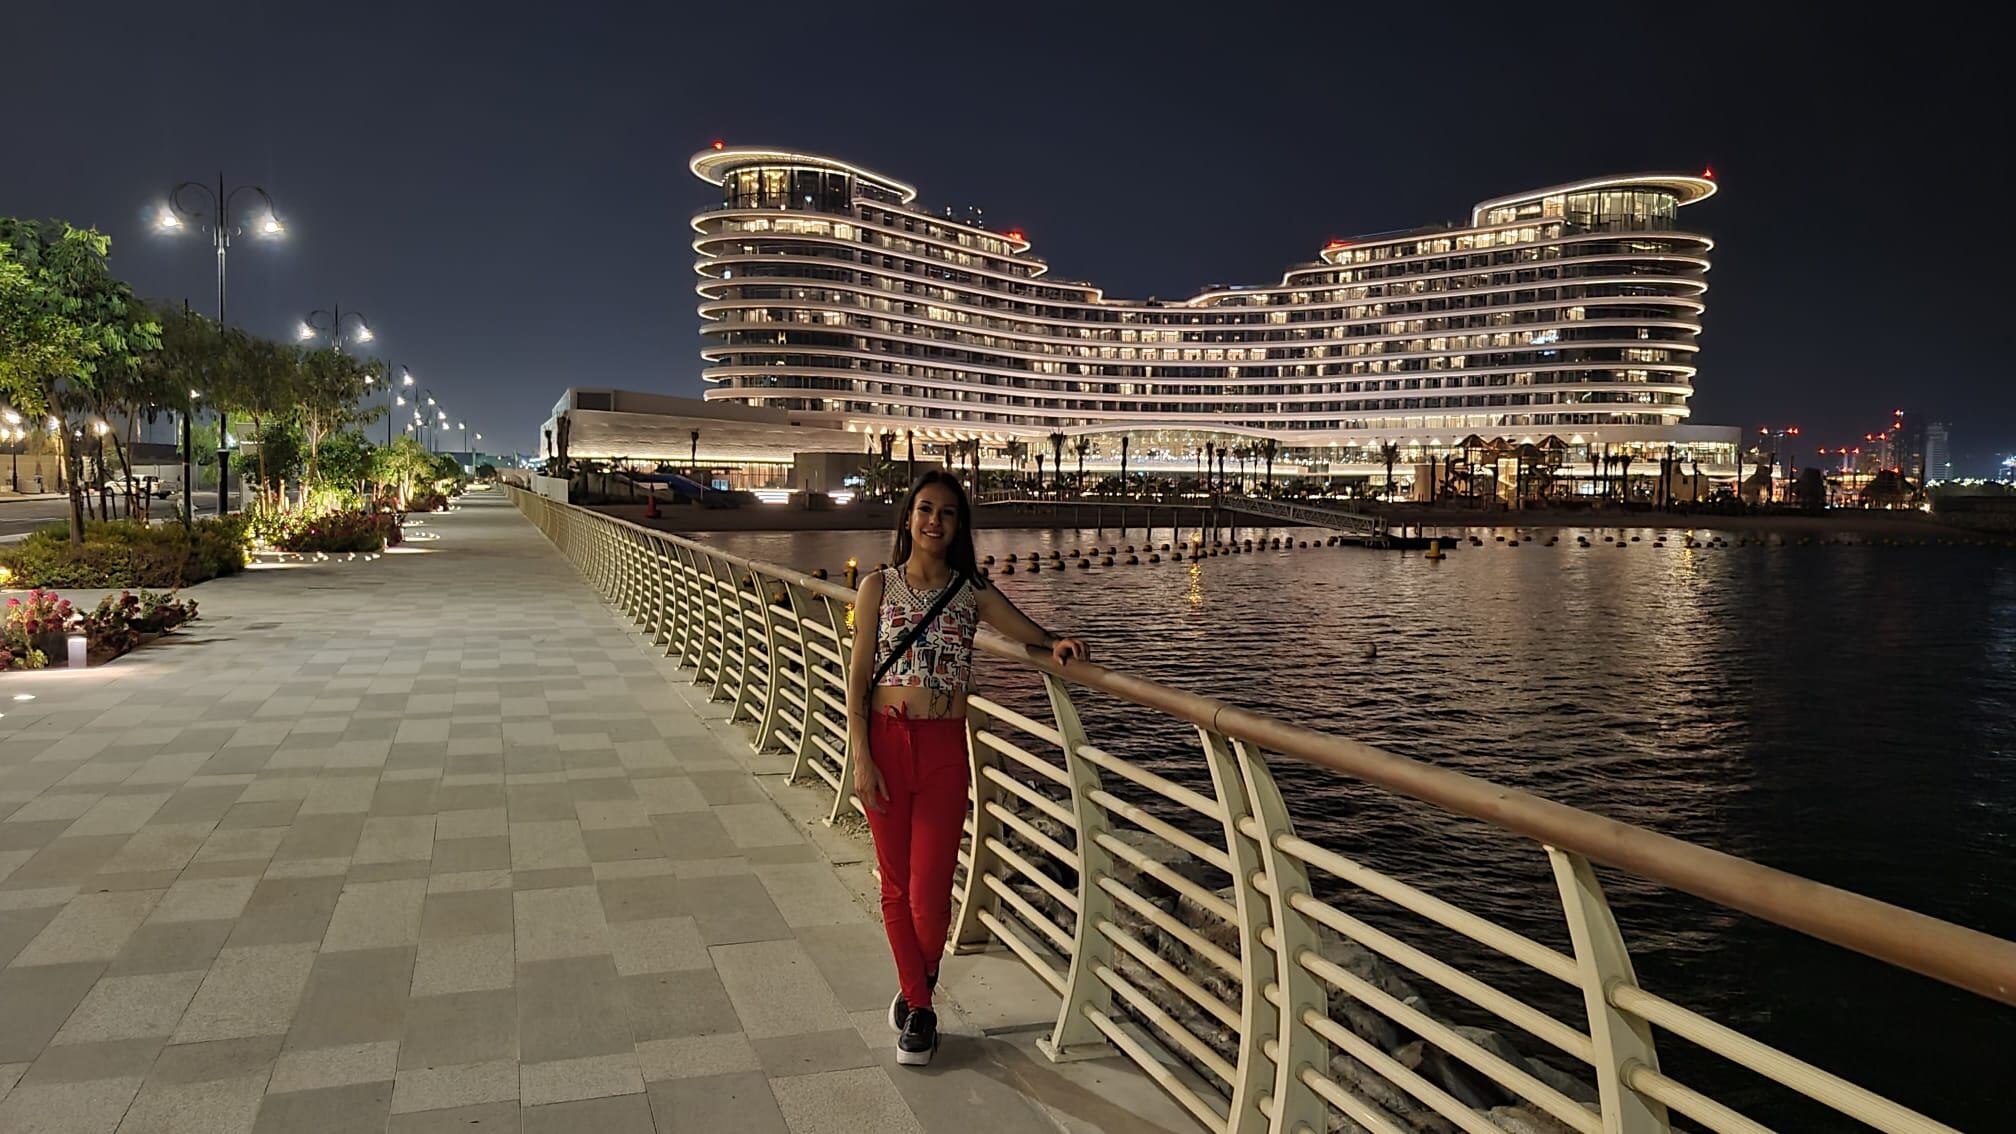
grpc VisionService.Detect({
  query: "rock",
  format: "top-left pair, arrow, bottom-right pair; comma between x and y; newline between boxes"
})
1320,937 -> 1423,1005
1330,1051 -> 1455,1133
1484,1105 -> 1582,1134
1395,1039 -> 1509,1110
1523,1056 -> 1598,1105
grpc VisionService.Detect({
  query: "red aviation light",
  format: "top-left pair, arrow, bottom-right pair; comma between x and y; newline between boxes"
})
710,139 -> 726,150
1005,229 -> 1025,242
1325,239 -> 1351,250
1702,166 -> 1714,179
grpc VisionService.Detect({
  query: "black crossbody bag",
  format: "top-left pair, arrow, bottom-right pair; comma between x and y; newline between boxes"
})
869,569 -> 971,688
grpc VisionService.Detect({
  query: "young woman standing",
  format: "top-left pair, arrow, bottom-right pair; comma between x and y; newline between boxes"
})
846,470 -> 1089,1066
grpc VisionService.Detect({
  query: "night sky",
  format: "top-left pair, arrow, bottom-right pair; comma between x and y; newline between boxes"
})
7,5 -> 2010,473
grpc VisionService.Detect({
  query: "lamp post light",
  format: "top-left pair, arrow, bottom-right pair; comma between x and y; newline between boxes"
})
159,174 -> 285,517
299,306 -> 372,354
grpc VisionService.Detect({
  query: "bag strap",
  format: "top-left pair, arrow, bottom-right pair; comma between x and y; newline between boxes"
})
869,569 -> 969,689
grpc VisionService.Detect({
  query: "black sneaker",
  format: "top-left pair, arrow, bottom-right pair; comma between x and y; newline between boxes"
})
888,971 -> 938,1033
896,1007 -> 938,1067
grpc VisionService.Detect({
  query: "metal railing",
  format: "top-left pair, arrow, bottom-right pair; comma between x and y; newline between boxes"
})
507,486 -> 2015,1134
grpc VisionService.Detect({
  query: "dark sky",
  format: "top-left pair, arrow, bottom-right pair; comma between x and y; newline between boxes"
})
8,4 -> 2011,473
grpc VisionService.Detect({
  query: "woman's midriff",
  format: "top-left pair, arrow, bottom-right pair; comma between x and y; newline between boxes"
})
871,684 -> 968,721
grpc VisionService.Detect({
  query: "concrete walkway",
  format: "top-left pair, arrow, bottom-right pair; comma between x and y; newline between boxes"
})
0,492 -> 1196,1134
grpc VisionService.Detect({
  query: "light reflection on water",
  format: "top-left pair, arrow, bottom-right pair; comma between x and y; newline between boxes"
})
697,522 -> 2016,1127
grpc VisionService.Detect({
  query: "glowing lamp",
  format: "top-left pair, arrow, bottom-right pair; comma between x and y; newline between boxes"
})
1702,166 -> 1714,179
67,634 -> 87,669
711,139 -> 726,150
1005,229 -> 1024,241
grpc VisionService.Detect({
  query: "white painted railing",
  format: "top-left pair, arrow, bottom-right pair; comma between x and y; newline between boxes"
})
508,487 -> 2016,1134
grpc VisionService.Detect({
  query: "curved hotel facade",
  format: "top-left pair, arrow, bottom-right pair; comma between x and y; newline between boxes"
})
558,148 -> 1738,483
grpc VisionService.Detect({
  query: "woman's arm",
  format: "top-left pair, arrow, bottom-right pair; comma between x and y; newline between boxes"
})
845,571 -> 888,811
975,582 -> 1091,667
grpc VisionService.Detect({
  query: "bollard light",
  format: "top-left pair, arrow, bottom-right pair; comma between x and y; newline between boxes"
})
67,634 -> 88,669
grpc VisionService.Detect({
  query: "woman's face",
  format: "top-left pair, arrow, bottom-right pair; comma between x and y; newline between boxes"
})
908,484 -> 961,557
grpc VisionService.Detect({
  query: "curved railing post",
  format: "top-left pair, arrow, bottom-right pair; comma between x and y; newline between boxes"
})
645,533 -> 674,649
1037,672 -> 1116,1063
819,592 -> 860,825
1199,731 -> 1331,1133
750,573 -> 791,753
1229,737 -> 1333,1134
1548,847 -> 1669,1134
726,570 -> 765,726
950,707 -> 1005,955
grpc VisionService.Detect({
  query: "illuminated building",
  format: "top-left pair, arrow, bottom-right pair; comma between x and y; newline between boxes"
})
677,147 -> 1739,482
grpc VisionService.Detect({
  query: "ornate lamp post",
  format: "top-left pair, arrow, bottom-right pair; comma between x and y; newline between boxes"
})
157,175 -> 285,516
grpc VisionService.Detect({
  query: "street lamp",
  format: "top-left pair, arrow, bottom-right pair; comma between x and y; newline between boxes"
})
300,306 -> 372,353
159,174 -> 284,517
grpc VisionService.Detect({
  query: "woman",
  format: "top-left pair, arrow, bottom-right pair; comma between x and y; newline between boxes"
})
847,470 -> 1089,1067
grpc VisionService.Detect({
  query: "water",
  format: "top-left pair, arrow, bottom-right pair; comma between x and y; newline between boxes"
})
699,522 -> 2016,1128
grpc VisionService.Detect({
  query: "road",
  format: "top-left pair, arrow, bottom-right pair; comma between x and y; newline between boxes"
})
0,494 -> 219,540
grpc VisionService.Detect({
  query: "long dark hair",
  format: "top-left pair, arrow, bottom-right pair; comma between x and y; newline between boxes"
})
891,470 -> 987,589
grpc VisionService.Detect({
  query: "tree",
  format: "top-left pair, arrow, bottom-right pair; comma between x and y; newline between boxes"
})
215,336 -> 299,500
1034,452 -> 1045,494
1378,442 -> 1401,501
1257,438 -> 1280,493
371,435 -> 436,507
295,348 -> 375,489
1071,436 -> 1091,493
0,245 -> 85,402
317,431 -> 376,490
249,419 -> 305,496
1047,431 -> 1067,496
0,219 -> 160,543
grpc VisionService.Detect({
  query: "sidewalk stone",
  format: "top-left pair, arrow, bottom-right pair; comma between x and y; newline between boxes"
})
0,494 -> 1191,1134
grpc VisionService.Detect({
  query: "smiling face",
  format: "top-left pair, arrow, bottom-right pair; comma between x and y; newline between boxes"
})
907,482 -> 961,559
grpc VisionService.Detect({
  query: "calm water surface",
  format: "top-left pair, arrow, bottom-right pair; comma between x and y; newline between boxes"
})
700,522 -> 2016,1128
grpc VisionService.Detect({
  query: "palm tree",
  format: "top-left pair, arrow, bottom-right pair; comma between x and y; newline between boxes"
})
1378,442 -> 1401,501
1034,453 -> 1045,496
1071,436 -> 1091,494
1047,431 -> 1067,497
1204,442 -> 1216,497
1119,436 -> 1131,496
1258,438 -> 1279,494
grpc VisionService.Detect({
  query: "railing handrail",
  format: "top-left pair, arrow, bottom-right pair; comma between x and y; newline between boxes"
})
514,487 -> 2016,1009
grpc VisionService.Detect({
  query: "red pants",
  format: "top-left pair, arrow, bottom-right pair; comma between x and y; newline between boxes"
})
864,707 -> 970,1011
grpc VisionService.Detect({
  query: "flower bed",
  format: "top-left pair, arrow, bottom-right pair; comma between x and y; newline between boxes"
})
269,510 -> 402,553
246,497 -> 402,554
0,518 -> 248,589
1,588 -> 198,671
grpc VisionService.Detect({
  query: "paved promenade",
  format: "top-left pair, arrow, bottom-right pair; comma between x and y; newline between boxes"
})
0,493 -> 1194,1134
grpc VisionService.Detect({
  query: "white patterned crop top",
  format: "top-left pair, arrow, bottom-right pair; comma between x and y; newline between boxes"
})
874,566 -> 980,690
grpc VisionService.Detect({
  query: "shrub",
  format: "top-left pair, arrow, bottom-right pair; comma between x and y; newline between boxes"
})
1,589 -> 70,670
272,510 -> 399,553
407,490 -> 448,513
78,589 -> 199,656
0,519 -> 248,589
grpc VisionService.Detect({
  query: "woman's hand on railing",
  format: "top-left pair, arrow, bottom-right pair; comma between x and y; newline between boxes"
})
1051,637 -> 1090,667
